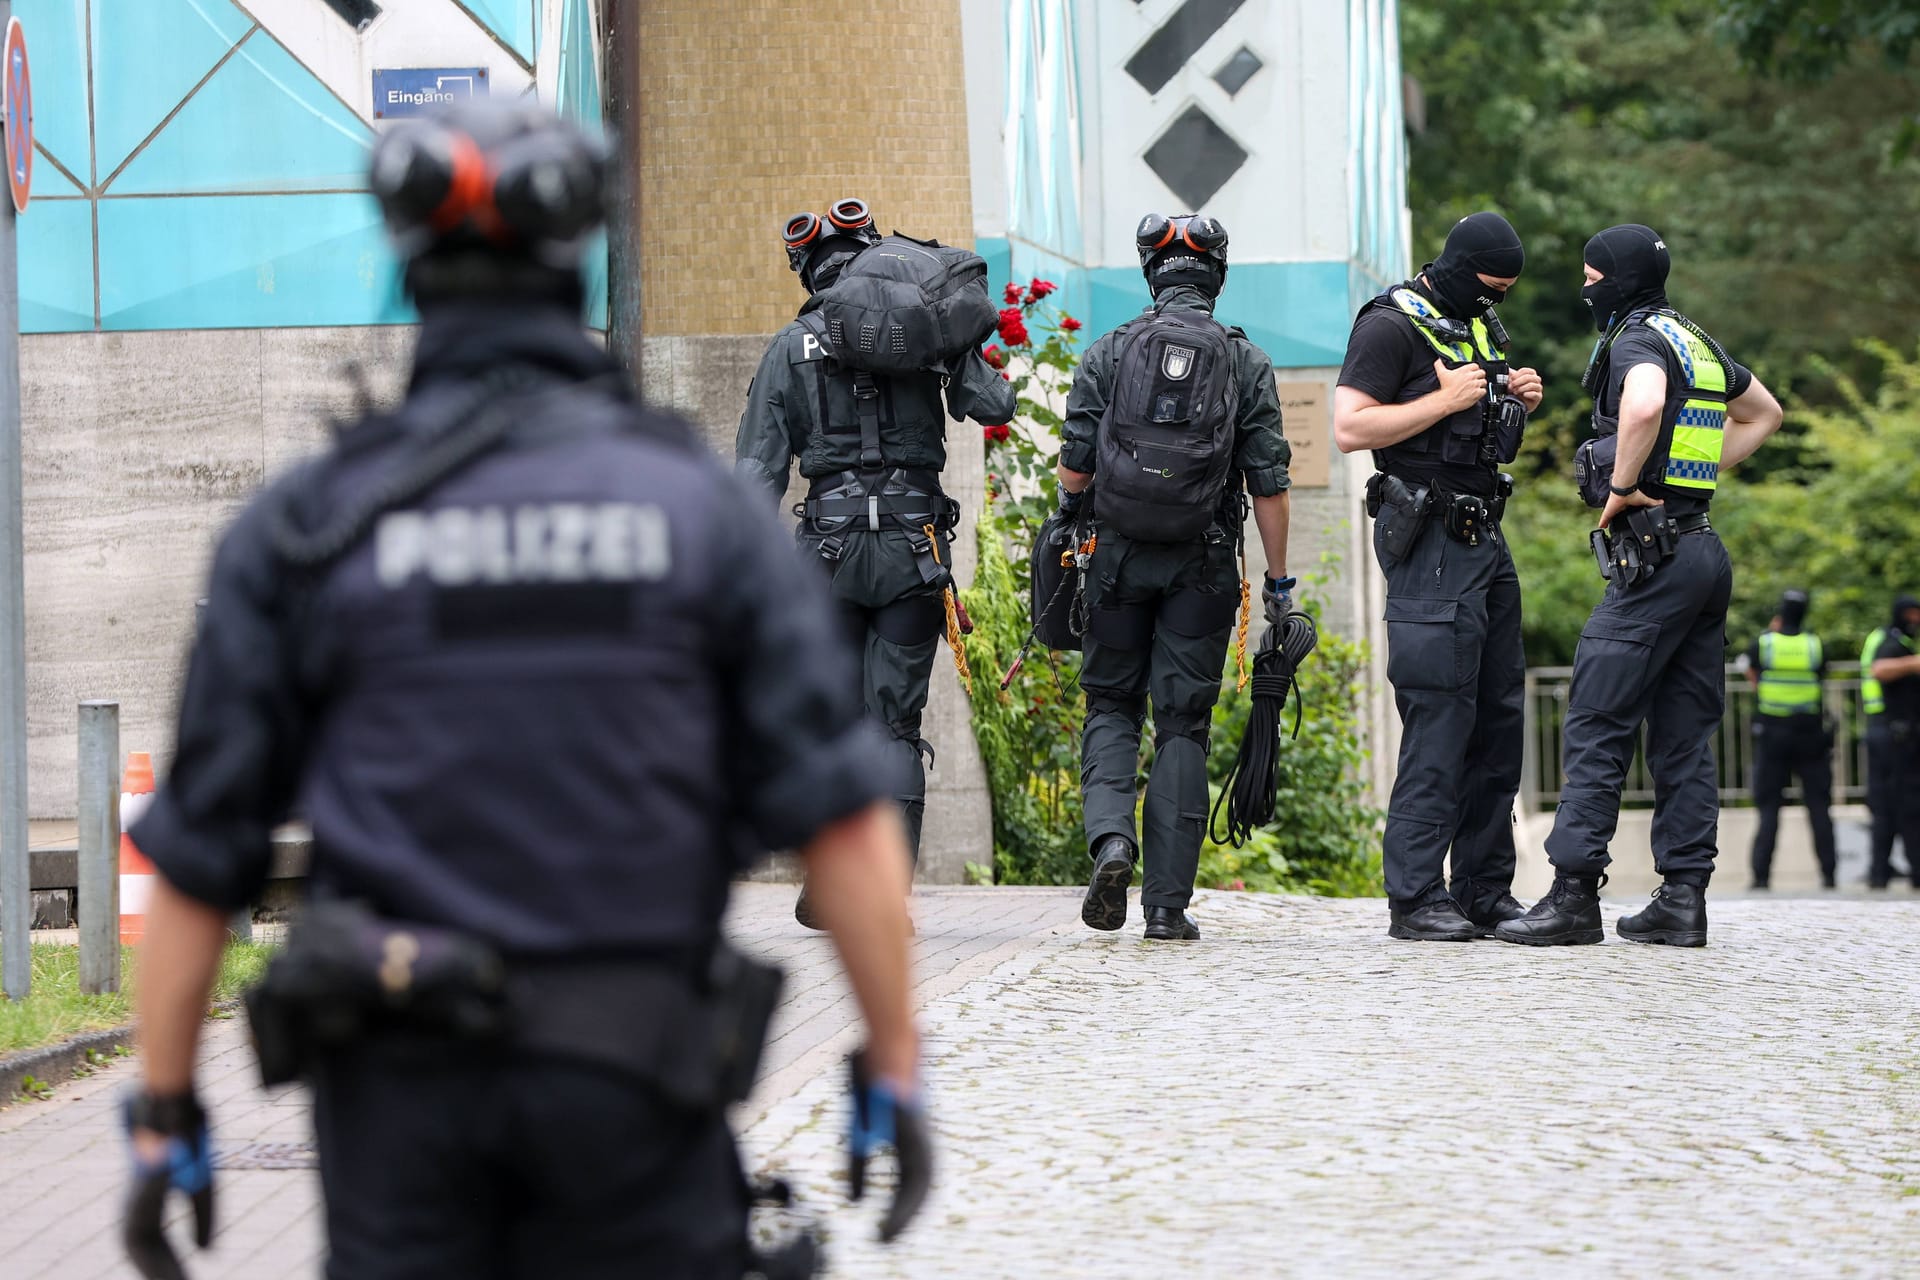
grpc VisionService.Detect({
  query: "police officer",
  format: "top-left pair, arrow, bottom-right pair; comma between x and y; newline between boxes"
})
1332,212 -> 1542,940
736,199 -> 1015,927
122,102 -> 928,1279
1864,594 -> 1920,888
1868,595 -> 1920,887
1058,213 -> 1293,942
1744,589 -> 1836,889
1498,224 -> 1783,948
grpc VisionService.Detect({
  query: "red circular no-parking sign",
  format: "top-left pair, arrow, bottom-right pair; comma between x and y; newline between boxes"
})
3,17 -> 30,213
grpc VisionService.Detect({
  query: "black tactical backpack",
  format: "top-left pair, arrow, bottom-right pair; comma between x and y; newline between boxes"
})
813,234 -> 997,375
1092,306 -> 1239,541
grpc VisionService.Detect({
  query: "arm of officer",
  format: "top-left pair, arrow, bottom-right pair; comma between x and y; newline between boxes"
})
132,499 -> 311,1098
1597,363 -> 1669,528
1236,351 -> 1293,579
1872,631 -> 1920,683
734,341 -> 796,503
944,347 -> 1017,426
1719,371 -> 1784,471
715,486 -> 917,1090
1055,335 -> 1112,494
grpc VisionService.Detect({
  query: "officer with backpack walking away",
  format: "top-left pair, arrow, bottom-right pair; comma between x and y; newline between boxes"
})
1743,589 -> 1837,889
738,200 -> 1016,927
1497,224 -> 1783,948
1333,212 -> 1542,941
1058,213 -> 1293,942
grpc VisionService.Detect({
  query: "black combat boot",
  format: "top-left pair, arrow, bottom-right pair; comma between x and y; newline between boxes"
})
1459,889 -> 1528,939
1142,906 -> 1200,941
1615,882 -> 1707,947
1387,897 -> 1477,942
794,882 -> 824,931
1081,835 -> 1136,932
1493,874 -> 1603,946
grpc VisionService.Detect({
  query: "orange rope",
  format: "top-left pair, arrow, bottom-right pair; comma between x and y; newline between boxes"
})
926,524 -> 974,698
1234,542 -> 1252,691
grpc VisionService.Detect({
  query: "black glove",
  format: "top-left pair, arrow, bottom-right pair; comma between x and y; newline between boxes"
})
1057,486 -> 1085,517
1262,575 -> 1297,627
123,1090 -> 215,1280
847,1052 -> 932,1243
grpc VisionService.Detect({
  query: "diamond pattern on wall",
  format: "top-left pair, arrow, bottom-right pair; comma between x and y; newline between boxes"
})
459,0 -> 537,62
90,0 -> 254,177
1142,105 -> 1247,209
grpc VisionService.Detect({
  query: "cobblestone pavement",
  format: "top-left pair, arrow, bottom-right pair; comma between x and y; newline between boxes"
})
3,886 -> 1918,1278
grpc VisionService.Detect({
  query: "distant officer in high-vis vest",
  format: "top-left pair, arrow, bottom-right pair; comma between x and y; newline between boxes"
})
1865,594 -> 1920,888
1333,212 -> 1543,942
1744,589 -> 1836,889
1498,225 -> 1783,949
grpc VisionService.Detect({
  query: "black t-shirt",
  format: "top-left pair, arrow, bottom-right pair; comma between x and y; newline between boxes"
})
1874,629 -> 1920,722
1338,304 -> 1496,496
1597,325 -> 1753,515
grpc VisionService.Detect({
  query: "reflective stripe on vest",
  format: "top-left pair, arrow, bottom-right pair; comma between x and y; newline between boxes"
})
1757,631 -> 1823,717
1640,313 -> 1728,492
1862,627 -> 1887,716
1388,289 -> 1502,364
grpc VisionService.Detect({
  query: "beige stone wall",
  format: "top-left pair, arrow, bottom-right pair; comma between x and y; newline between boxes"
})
635,0 -> 977,337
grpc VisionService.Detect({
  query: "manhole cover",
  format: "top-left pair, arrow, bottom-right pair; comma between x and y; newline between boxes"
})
214,1141 -> 317,1171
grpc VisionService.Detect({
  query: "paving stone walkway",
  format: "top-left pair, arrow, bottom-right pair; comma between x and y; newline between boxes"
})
3,885 -> 1918,1278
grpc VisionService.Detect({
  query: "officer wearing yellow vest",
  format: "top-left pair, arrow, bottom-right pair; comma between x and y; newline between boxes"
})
1498,224 -> 1783,948
1334,212 -> 1543,941
1744,589 -> 1836,889
1866,594 -> 1920,888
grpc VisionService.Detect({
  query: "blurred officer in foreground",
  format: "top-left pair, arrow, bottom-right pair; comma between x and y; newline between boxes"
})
1333,212 -> 1542,941
1744,589 -> 1836,889
1499,225 -> 1782,949
1863,594 -> 1920,887
122,101 -> 926,1280
1869,595 -> 1920,886
737,199 -> 1014,927
1058,212 -> 1293,943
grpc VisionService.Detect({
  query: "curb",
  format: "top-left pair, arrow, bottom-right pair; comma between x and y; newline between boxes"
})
0,1023 -> 137,1108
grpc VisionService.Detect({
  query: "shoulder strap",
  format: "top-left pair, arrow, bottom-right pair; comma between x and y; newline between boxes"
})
1385,287 -> 1478,363
850,370 -> 884,470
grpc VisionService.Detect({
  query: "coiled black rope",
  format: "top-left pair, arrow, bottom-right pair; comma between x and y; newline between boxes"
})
1209,610 -> 1320,848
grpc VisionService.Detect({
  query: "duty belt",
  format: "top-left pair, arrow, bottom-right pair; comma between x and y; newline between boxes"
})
798,467 -> 959,585
1670,511 -> 1713,535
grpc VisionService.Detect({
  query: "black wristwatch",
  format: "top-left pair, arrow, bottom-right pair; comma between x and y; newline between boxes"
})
1608,482 -> 1640,497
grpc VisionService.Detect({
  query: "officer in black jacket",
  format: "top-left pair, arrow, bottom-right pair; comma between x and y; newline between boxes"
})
737,201 -> 1015,924
1333,212 -> 1542,941
121,102 -> 927,1280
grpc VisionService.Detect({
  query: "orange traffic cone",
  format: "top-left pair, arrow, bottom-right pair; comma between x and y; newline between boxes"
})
119,752 -> 157,944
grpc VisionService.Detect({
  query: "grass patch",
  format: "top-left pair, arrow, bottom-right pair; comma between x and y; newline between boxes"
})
0,941 -> 275,1057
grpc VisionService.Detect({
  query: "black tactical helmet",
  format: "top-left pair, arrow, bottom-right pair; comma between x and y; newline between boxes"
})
1136,213 -> 1229,295
370,99 -> 606,301
782,197 -> 881,292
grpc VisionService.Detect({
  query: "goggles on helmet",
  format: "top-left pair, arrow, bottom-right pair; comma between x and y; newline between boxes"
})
1135,213 -> 1229,268
783,197 -> 879,274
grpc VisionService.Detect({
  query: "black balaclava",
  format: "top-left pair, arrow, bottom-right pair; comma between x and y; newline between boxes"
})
1894,594 -> 1920,637
1583,223 -> 1671,332
802,236 -> 868,294
1420,212 -> 1525,319
1777,589 -> 1810,634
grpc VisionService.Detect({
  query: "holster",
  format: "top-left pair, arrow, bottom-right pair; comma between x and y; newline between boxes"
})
1590,505 -> 1677,587
1365,472 -> 1434,562
1440,492 -> 1493,546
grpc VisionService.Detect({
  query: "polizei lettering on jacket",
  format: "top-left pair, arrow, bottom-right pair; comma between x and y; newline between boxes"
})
375,503 -> 672,588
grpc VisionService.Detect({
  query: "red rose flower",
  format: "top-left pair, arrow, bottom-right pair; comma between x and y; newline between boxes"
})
1060,315 -> 1082,333
1004,282 -> 1024,304
997,306 -> 1030,347
1001,371 -> 1012,381
981,344 -> 1006,369
1027,278 -> 1057,302
983,423 -> 1012,444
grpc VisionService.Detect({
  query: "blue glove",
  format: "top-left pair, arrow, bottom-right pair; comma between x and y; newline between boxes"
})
123,1091 -> 215,1280
1057,486 -> 1085,516
847,1053 -> 933,1243
1263,574 -> 1296,626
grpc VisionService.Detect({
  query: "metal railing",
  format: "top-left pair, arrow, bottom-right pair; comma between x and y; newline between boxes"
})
1524,666 -> 1869,811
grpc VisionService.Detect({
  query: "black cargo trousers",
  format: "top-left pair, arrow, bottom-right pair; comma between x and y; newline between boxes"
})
1545,528 -> 1734,883
1080,530 -> 1241,910
800,523 -> 946,862
1749,712 -> 1837,887
1375,505 -> 1524,913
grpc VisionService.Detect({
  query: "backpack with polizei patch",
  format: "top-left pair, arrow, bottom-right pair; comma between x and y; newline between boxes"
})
813,234 -> 998,375
1092,304 -> 1239,541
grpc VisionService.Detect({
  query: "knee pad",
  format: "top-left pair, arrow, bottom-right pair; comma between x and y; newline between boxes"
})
1153,709 -> 1212,755
1086,692 -> 1147,729
873,595 -> 944,646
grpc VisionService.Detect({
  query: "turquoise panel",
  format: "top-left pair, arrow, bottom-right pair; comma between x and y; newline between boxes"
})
110,31 -> 373,195
32,150 -> 86,195
18,196 -> 95,332
98,194 -> 412,330
13,0 -> 91,180
461,0 -> 536,62
581,228 -> 608,331
977,236 -> 1012,309
92,0 -> 252,178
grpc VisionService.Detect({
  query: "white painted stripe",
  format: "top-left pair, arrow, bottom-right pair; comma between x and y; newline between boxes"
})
121,875 -> 156,915
120,791 -> 154,827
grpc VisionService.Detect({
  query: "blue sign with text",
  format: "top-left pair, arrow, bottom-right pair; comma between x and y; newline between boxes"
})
372,67 -> 489,120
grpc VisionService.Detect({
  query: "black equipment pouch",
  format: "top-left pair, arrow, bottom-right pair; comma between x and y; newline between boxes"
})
1029,509 -> 1084,651
1623,504 -> 1678,571
1489,393 -> 1528,465
1366,473 -> 1433,563
1441,492 -> 1493,546
1490,472 -> 1514,524
1573,434 -> 1618,509
1590,528 -> 1616,581
243,901 -> 509,1087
